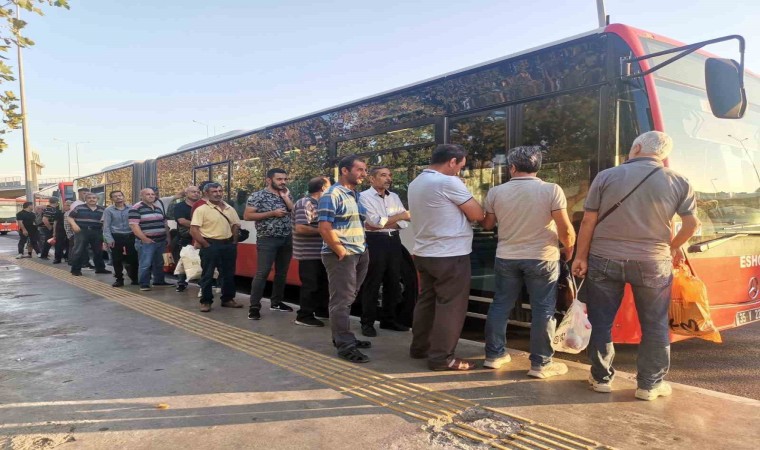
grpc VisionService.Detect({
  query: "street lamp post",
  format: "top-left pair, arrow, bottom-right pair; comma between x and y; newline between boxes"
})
192,120 -> 209,137
16,5 -> 36,200
74,141 -> 89,177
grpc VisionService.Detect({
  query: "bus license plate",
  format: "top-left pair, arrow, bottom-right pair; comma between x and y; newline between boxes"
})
735,308 -> 760,326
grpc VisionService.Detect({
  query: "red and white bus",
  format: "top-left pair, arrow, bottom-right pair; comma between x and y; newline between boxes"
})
75,23 -> 758,342
0,198 -> 20,235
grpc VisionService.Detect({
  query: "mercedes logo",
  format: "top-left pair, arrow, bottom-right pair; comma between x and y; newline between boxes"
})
749,277 -> 759,300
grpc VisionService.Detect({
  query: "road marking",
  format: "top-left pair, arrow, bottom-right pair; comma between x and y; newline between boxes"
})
4,256 -> 613,449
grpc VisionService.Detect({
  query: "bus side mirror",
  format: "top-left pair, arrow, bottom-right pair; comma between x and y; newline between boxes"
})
705,57 -> 747,119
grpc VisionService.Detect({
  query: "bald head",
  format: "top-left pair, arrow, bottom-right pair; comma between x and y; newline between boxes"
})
185,185 -> 201,202
140,188 -> 156,204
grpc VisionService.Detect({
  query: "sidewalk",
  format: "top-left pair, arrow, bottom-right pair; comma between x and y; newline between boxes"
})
1,253 -> 757,449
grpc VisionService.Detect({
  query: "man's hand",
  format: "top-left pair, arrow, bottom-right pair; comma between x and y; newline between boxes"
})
72,225 -> 81,234
671,246 -> 685,266
141,237 -> 155,244
22,229 -> 28,236
271,208 -> 288,218
571,258 -> 588,278
334,245 -> 347,261
562,245 -> 575,261
108,241 -> 115,248
278,187 -> 290,199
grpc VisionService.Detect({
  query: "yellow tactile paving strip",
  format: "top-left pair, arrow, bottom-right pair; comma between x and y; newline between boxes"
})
4,256 -> 612,450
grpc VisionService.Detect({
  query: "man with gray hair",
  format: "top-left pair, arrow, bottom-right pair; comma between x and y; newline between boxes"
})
572,130 -> 700,401
480,145 -> 576,379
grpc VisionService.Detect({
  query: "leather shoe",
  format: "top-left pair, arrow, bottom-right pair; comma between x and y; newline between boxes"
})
200,304 -> 211,312
112,279 -> 124,287
380,322 -> 410,332
361,324 -> 377,337
221,300 -> 243,308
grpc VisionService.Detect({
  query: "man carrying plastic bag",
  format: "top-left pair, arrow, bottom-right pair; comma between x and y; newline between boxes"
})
670,264 -> 721,343
572,132 -> 701,401
552,278 -> 592,354
175,245 -> 202,281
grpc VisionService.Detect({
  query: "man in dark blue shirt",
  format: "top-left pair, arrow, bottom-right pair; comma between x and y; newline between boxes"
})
68,193 -> 111,277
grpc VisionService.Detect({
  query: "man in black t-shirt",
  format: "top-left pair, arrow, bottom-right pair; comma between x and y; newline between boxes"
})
172,185 -> 201,292
15,202 -> 40,258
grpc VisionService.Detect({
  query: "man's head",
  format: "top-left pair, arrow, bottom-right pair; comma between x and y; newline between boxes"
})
85,193 -> 98,206
307,176 -> 331,197
629,131 -> 673,161
184,185 -> 201,202
110,190 -> 125,205
140,188 -> 156,204
430,144 -> 467,176
203,182 -> 224,203
149,186 -> 160,196
63,200 -> 72,212
48,197 -> 59,207
77,187 -> 90,201
369,166 -> 392,191
198,181 -> 211,199
338,155 -> 367,186
22,201 -> 33,211
266,168 -> 288,192
507,146 -> 543,175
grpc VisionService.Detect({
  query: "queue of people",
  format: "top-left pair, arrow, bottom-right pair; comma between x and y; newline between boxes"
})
14,130 -> 697,401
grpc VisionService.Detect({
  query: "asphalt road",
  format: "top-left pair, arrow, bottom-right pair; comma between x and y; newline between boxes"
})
3,233 -> 759,400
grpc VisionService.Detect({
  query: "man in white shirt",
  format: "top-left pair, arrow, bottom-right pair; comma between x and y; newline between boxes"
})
408,144 -> 485,371
358,166 -> 411,337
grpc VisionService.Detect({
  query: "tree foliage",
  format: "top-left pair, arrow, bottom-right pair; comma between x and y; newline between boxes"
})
0,0 -> 69,153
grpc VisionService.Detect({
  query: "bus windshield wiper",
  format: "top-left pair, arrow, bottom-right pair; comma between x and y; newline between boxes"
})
688,233 -> 748,253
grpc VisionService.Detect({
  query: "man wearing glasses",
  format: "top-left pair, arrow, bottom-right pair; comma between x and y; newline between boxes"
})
190,182 -> 243,312
244,168 -> 295,320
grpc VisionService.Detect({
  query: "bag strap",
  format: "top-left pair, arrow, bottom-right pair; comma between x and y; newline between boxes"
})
597,166 -> 663,224
211,203 -> 234,232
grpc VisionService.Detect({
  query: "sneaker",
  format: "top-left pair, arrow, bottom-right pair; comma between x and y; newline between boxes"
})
294,316 -> 325,327
527,362 -> 568,379
112,280 -> 124,287
175,285 -> 187,292
140,285 -> 151,291
483,354 -> 512,369
588,375 -> 612,393
15,254 -> 24,259
635,382 -> 672,401
248,309 -> 261,320
197,290 -> 202,298
270,303 -> 293,312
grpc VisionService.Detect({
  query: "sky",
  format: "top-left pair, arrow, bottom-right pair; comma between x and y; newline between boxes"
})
0,0 -> 757,180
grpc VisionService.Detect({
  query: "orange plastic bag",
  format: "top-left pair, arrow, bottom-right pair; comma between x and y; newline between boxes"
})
669,265 -> 722,343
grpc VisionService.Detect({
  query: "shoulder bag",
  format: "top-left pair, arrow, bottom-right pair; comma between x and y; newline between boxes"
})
596,166 -> 663,224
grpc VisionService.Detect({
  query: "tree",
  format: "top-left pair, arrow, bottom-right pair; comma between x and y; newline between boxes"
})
0,0 -> 69,153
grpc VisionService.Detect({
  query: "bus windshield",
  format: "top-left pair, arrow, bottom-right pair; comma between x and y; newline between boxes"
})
642,38 -> 760,242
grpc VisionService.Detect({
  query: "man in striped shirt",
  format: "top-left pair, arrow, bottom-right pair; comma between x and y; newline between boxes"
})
129,188 -> 172,291
293,176 -> 331,327
318,155 -> 371,363
67,193 -> 111,276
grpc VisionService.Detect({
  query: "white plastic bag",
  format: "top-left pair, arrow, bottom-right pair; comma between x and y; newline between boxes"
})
179,245 -> 202,281
552,278 -> 592,354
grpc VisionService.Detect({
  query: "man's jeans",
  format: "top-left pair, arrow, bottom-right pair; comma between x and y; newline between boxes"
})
249,236 -> 292,311
38,227 -> 53,257
584,254 -> 673,390
134,239 -> 166,287
485,258 -> 559,368
322,251 -> 369,352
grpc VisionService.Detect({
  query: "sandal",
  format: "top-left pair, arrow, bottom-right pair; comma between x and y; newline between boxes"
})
332,339 -> 372,349
338,347 -> 370,364
430,358 -> 476,371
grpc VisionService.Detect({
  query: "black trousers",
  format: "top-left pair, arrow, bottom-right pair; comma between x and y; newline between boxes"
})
38,227 -> 53,257
112,233 -> 138,282
199,240 -> 237,305
360,232 -> 403,326
54,232 -> 69,261
18,228 -> 41,255
297,259 -> 330,320
71,228 -> 106,272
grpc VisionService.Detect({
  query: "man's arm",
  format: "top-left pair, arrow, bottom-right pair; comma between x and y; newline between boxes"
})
103,209 -> 115,246
17,218 -> 27,235
551,209 -> 576,259
481,213 -> 497,230
571,211 -> 598,278
458,198 -> 486,222
129,223 -> 153,243
295,224 -> 321,235
42,214 -> 52,230
318,221 -> 346,260
190,225 -> 209,248
671,214 -> 700,264
177,218 -> 192,227
67,211 -> 81,234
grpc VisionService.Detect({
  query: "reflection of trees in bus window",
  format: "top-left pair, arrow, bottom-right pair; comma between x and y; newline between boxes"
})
516,90 -> 598,219
337,124 -> 436,157
158,152 -> 194,197
109,166 -> 133,204
445,39 -> 606,114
